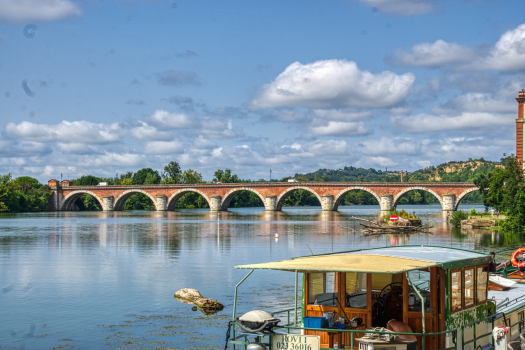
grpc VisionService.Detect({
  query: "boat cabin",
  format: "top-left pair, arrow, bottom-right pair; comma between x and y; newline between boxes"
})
235,246 -> 493,349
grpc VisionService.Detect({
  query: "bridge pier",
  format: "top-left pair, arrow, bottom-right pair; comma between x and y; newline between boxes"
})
156,195 -> 167,211
265,195 -> 277,211
380,194 -> 393,216
210,195 -> 223,211
322,194 -> 335,211
442,193 -> 456,212
102,195 -> 114,211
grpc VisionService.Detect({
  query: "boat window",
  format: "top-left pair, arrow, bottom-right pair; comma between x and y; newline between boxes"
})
345,272 -> 367,308
476,265 -> 488,304
407,269 -> 430,312
464,268 -> 475,308
451,269 -> 462,312
308,272 -> 337,306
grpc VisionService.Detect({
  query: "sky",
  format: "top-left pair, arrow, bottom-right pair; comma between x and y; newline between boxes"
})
1,0 -> 525,182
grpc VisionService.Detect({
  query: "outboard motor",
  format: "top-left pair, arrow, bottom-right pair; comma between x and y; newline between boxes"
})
235,310 -> 281,335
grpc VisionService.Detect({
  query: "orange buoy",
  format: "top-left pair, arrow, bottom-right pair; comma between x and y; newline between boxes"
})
510,248 -> 525,268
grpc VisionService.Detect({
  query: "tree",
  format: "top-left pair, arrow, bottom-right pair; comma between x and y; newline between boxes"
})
132,168 -> 160,185
121,178 -> 133,185
163,161 -> 181,184
182,169 -> 204,184
213,169 -> 239,183
73,175 -> 101,186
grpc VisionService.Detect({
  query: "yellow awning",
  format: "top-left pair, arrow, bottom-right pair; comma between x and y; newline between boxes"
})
235,254 -> 438,274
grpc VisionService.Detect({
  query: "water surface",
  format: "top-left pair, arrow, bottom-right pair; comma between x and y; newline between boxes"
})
0,204 -> 518,349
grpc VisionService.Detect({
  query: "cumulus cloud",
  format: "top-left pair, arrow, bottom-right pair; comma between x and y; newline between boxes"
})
146,110 -> 195,129
143,141 -> 184,155
250,59 -> 415,109
5,120 -> 120,144
157,70 -> 202,87
125,121 -> 172,141
0,141 -> 51,157
480,23 -> 525,71
0,0 -> 82,22
358,0 -> 434,15
307,120 -> 370,137
194,135 -> 216,149
313,109 -> 372,121
390,40 -> 475,67
57,143 -> 104,155
392,112 -> 514,133
389,23 -> 525,72
200,119 -> 244,139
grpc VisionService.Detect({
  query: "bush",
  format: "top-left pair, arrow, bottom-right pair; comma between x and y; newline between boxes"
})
450,210 -> 469,227
470,208 -> 477,216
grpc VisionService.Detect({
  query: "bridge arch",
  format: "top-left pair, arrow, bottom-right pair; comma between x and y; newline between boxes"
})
393,186 -> 443,209
276,186 -> 322,211
220,187 -> 266,211
333,187 -> 381,211
455,187 -> 480,210
114,189 -> 158,211
60,190 -> 104,211
166,189 -> 212,210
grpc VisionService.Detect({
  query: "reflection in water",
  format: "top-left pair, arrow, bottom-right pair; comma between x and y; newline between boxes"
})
0,204 -> 516,349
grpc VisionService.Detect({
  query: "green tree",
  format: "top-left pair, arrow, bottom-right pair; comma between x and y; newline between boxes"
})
162,161 -> 182,184
73,175 -> 101,186
132,168 -> 160,185
182,169 -> 204,184
213,169 -> 239,183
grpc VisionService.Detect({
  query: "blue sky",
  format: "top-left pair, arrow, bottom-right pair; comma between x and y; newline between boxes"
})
1,0 -> 525,182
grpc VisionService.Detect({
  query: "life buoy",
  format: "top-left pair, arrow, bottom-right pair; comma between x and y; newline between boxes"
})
510,248 -> 525,268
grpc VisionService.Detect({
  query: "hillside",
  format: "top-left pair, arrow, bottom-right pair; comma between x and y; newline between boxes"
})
291,159 -> 502,205
294,158 -> 502,183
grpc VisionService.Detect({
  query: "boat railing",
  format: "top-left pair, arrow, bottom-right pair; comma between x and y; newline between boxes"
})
229,309 -> 525,350
270,306 -> 304,333
496,294 -> 525,311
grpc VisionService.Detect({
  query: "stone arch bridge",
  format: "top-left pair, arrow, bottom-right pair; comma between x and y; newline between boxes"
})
48,180 -> 478,213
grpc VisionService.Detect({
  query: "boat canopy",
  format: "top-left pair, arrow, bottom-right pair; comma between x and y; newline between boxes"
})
235,246 -> 493,273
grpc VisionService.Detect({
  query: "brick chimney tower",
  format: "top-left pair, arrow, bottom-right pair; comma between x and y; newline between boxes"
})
517,90 -> 525,168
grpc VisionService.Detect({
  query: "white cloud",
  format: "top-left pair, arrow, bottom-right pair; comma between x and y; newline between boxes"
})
358,137 -> 421,156
389,23 -> 525,72
0,0 -> 82,22
126,121 -> 172,141
307,121 -> 370,136
250,59 -> 415,109
312,109 -> 372,121
358,0 -> 434,15
194,135 -> 216,149
57,143 -> 104,155
390,40 -> 474,67
146,110 -> 195,129
480,23 -> 525,71
143,141 -> 184,155
393,112 -> 514,132
5,120 -> 120,144
200,119 -> 244,139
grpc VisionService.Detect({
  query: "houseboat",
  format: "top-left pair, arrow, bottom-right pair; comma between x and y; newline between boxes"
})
227,246 -> 525,350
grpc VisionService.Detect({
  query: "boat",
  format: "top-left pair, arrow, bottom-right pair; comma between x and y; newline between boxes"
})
226,245 -> 525,350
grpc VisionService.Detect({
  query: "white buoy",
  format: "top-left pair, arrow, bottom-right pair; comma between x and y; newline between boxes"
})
275,233 -> 279,238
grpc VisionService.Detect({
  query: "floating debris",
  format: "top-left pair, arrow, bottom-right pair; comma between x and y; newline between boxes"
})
174,288 -> 224,312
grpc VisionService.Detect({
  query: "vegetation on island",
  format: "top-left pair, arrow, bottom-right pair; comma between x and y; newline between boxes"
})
0,158 -> 500,212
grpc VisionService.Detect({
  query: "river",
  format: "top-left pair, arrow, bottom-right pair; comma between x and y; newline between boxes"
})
0,204 -> 521,349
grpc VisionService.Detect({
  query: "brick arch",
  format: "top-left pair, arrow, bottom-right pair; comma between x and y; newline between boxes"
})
220,187 -> 266,211
276,186 -> 322,211
333,187 -> 381,210
455,187 -> 480,210
393,186 -> 443,209
61,190 -> 104,211
114,189 -> 158,211
166,188 -> 211,211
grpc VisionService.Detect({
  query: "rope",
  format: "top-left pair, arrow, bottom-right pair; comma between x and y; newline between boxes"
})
224,321 -> 234,350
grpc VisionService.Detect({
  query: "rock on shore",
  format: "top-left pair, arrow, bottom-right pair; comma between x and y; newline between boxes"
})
174,288 -> 224,311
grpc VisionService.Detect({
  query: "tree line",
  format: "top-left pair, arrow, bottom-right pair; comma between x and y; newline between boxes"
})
0,160 -> 483,212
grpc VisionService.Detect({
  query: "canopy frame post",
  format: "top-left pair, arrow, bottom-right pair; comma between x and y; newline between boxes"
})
295,269 -> 298,327
406,273 -> 425,350
233,269 -> 254,321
